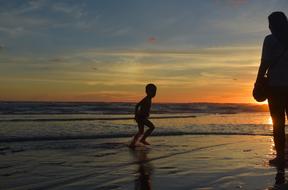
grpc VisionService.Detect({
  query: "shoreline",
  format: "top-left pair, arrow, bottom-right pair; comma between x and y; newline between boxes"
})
1,135 -> 285,189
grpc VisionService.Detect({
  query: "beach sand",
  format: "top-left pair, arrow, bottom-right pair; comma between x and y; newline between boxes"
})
0,135 -> 287,190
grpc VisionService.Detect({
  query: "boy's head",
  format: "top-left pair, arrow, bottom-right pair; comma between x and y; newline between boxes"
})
145,83 -> 157,98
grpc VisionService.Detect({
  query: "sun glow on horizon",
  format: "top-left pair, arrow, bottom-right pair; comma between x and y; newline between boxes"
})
0,1 -> 284,103
0,46 -> 261,103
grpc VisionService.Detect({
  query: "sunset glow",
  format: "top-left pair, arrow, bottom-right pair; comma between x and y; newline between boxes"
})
0,1 -> 287,103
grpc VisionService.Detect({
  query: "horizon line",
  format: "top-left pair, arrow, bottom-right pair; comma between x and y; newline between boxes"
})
0,100 -> 264,105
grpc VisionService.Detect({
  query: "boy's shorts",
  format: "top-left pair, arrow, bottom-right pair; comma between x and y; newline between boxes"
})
135,114 -> 148,123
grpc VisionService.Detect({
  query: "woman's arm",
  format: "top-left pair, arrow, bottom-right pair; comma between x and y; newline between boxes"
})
256,60 -> 270,83
256,36 -> 271,83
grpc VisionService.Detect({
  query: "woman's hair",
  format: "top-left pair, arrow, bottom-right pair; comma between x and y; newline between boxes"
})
268,11 -> 288,48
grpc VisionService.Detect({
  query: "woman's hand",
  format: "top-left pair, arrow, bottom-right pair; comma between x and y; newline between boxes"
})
255,76 -> 268,86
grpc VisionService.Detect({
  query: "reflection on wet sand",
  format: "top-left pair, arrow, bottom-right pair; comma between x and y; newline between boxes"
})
268,162 -> 288,190
269,140 -> 288,190
130,148 -> 153,190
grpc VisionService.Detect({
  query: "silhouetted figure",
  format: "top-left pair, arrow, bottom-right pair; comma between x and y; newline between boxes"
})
256,12 -> 288,165
267,162 -> 287,190
130,84 -> 157,147
275,163 -> 285,187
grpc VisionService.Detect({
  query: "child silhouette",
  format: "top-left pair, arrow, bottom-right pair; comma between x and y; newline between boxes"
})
130,84 -> 157,147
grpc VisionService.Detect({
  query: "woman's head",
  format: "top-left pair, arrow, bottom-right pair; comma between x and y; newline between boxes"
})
268,11 -> 288,47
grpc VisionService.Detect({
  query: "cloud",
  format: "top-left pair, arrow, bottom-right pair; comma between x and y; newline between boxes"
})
214,0 -> 248,6
0,0 -> 86,18
0,0 -> 47,16
0,12 -> 53,38
76,46 -> 260,62
230,0 -> 247,5
110,27 -> 132,36
0,1 -> 89,38
51,2 -> 86,18
0,44 -> 260,102
0,26 -> 25,37
0,44 -> 6,50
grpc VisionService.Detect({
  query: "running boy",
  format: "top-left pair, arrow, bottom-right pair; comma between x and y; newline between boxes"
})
130,84 -> 157,147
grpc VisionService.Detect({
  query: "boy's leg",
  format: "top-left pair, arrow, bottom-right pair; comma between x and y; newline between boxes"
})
140,119 -> 155,145
130,122 -> 144,146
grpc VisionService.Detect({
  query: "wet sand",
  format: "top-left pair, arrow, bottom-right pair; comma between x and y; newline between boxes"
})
0,135 -> 286,190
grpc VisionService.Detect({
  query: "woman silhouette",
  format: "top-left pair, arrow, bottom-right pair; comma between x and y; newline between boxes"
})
256,12 -> 288,165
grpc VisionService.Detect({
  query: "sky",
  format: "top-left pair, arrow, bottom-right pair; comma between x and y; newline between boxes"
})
0,0 -> 288,103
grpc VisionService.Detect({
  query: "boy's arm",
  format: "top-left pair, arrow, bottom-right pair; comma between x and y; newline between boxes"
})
134,99 -> 144,117
134,103 -> 139,116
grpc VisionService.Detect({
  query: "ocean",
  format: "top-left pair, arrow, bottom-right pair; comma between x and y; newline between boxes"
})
0,102 -> 271,143
1,102 -> 283,190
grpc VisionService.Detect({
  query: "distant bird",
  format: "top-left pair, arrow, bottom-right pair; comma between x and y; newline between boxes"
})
148,37 -> 156,43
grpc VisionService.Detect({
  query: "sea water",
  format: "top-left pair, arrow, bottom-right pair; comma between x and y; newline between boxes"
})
0,102 -> 271,143
0,102 -> 278,190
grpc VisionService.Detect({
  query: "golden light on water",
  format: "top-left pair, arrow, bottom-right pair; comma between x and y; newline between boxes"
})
267,116 -> 273,132
260,114 -> 272,125
269,136 -> 276,157
268,118 -> 275,158
268,117 -> 273,125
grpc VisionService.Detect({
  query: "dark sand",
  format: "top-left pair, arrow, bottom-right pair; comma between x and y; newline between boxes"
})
1,135 -> 288,189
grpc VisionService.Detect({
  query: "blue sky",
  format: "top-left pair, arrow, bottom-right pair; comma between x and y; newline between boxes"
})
0,0 -> 288,102
0,0 -> 282,52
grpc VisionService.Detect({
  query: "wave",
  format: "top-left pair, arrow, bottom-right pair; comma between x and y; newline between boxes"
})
0,132 -> 272,143
0,102 -> 268,115
0,115 -> 197,122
